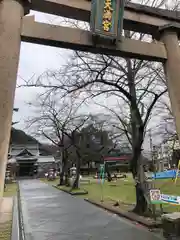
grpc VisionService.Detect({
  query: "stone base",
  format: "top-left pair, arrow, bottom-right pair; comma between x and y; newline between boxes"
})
162,213 -> 180,239
0,197 -> 13,223
69,177 -> 80,188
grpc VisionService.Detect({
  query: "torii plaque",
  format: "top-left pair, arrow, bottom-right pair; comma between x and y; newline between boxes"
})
90,0 -> 125,44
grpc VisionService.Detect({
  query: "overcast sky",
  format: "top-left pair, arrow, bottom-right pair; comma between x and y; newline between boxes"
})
14,11 -> 69,129
14,11 -> 124,131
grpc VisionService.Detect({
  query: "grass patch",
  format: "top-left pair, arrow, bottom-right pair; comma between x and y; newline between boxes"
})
56,185 -> 88,195
41,176 -> 180,213
41,178 -> 87,194
41,177 -> 135,203
84,179 -> 136,204
0,221 -> 12,240
3,183 -> 17,197
83,177 -> 180,213
155,178 -> 180,213
57,185 -> 85,193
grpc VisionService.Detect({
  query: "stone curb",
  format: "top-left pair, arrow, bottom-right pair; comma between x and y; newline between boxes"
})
52,185 -> 88,196
11,196 -> 20,240
17,182 -> 27,240
85,198 -> 162,229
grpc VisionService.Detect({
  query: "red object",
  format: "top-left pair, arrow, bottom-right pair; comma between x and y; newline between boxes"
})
104,156 -> 131,162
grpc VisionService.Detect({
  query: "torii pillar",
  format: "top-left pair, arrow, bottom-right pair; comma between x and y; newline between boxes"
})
160,24 -> 180,147
0,0 -> 29,196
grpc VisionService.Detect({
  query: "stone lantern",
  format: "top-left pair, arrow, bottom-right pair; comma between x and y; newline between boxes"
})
70,166 -> 77,178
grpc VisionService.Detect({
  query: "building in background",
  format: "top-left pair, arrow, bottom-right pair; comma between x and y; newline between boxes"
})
165,138 -> 180,167
152,137 -> 180,171
7,144 -> 57,178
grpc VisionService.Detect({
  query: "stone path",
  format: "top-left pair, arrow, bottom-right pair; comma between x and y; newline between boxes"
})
19,180 -> 164,240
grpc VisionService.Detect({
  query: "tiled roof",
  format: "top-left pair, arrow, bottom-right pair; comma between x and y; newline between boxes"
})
10,144 -> 39,156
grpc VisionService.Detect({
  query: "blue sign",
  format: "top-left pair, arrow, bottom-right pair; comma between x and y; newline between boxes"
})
161,194 -> 180,205
90,0 -> 125,42
150,189 -> 180,205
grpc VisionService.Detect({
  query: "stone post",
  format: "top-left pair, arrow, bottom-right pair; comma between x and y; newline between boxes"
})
0,0 -> 29,196
162,212 -> 180,238
160,24 -> 180,146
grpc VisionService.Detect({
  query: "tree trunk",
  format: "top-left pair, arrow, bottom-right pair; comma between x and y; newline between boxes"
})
58,149 -> 67,185
125,56 -> 148,214
59,163 -> 69,186
65,172 -> 69,186
59,166 -> 65,185
105,163 -> 112,182
130,118 -> 148,214
87,162 -> 90,175
133,182 -> 148,214
131,153 -> 149,214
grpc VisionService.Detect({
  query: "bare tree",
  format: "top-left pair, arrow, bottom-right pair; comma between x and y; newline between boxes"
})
153,93 -> 179,164
26,94 -> 88,185
64,113 -> 120,187
157,94 -> 177,141
55,50 -> 166,213
96,102 -> 133,148
25,53 -> 166,213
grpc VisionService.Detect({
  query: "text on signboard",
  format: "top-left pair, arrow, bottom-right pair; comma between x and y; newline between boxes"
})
102,0 -> 113,32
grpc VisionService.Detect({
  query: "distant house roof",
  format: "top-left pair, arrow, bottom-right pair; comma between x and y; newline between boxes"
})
104,156 -> 131,162
7,156 -> 55,164
10,144 -> 39,157
10,149 -> 23,156
37,156 -> 55,163
16,156 -> 38,161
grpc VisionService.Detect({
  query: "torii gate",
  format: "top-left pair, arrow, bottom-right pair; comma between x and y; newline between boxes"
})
0,0 -> 180,195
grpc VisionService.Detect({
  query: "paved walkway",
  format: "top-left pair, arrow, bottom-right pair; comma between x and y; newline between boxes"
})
19,180 -> 163,240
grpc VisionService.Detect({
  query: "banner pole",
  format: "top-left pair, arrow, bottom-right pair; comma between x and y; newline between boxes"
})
174,160 -> 180,184
100,163 -> 105,202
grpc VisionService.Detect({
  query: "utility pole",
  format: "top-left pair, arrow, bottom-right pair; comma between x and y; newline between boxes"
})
149,129 -> 157,175
149,129 -> 153,161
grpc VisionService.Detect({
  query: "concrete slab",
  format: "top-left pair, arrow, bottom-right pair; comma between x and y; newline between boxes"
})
19,180 -> 164,240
